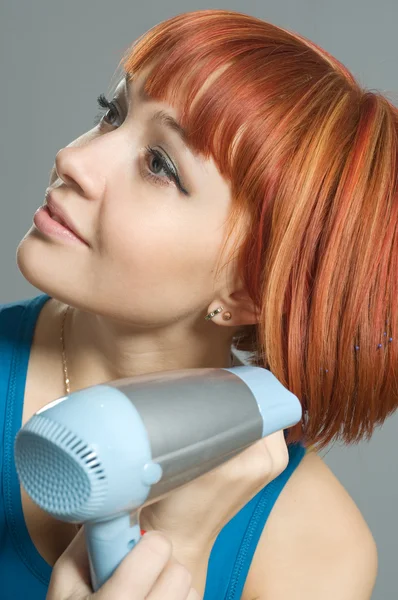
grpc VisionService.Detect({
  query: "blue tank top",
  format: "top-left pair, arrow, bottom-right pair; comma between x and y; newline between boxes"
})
0,294 -> 306,600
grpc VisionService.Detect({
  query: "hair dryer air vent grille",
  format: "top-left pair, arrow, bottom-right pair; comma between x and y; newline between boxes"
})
14,415 -> 108,520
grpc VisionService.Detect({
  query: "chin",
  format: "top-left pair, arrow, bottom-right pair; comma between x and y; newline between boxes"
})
16,229 -> 73,300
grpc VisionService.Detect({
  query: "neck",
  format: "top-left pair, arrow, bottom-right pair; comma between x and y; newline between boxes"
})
62,303 -> 238,393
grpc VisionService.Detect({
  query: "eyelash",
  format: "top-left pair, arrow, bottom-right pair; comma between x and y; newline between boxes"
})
94,94 -> 188,195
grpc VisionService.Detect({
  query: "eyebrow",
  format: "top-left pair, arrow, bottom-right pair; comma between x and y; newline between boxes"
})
124,74 -> 200,158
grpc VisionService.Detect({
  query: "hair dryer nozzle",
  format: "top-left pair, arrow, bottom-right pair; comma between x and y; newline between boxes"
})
15,415 -> 107,518
14,384 -> 154,522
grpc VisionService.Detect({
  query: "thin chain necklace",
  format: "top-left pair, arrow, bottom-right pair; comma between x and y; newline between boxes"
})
60,305 -> 80,533
61,305 -> 71,396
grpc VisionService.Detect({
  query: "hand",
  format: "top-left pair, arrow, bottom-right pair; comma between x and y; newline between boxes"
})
139,430 -> 290,585
46,526 -> 201,600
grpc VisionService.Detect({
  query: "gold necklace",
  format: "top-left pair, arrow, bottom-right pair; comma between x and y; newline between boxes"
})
60,305 -> 81,533
61,305 -> 71,396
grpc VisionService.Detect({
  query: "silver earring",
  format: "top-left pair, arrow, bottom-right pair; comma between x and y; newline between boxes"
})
205,306 -> 226,320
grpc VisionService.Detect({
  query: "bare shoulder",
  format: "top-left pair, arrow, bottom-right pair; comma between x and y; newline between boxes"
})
242,450 -> 378,600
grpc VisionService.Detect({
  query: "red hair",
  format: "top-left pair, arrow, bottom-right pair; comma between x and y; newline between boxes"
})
118,9 -> 398,450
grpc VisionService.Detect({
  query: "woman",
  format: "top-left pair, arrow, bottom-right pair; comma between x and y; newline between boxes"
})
1,7 -> 391,599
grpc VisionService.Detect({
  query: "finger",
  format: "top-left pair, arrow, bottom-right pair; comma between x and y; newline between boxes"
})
223,429 -> 289,483
47,527 -> 92,600
261,429 -> 290,472
93,531 -> 173,600
187,588 -> 203,600
146,558 -> 193,600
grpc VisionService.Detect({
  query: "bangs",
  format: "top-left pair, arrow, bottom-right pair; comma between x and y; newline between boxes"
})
120,41 -> 243,179
118,10 -> 298,182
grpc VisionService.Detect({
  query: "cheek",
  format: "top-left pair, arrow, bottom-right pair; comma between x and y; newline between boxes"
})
98,202 -> 221,290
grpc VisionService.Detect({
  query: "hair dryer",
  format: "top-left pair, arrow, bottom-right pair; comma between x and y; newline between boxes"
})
14,365 -> 302,591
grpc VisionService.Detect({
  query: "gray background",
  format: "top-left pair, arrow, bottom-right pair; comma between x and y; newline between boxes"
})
1,1 -> 397,598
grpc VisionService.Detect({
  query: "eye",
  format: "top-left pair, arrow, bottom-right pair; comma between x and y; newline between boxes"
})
94,94 -> 122,127
142,146 -> 189,195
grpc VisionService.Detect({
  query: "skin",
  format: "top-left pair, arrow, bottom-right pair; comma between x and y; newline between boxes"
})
16,63 -> 260,392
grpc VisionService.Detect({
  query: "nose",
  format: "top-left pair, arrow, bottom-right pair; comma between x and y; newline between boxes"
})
53,145 -> 106,200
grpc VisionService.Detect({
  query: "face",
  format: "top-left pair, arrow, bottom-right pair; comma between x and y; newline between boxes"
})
17,66 -> 241,330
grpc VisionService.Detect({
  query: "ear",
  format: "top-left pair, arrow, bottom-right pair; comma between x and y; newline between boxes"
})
206,288 -> 261,327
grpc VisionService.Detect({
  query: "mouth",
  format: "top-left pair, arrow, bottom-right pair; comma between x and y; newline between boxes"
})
45,195 -> 89,246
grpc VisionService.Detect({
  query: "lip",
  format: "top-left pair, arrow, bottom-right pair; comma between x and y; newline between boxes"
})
45,193 -> 89,246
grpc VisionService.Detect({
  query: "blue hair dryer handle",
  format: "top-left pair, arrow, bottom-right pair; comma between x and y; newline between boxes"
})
84,513 -> 141,591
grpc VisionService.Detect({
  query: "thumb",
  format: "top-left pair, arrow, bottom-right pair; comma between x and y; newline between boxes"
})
46,526 -> 92,599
